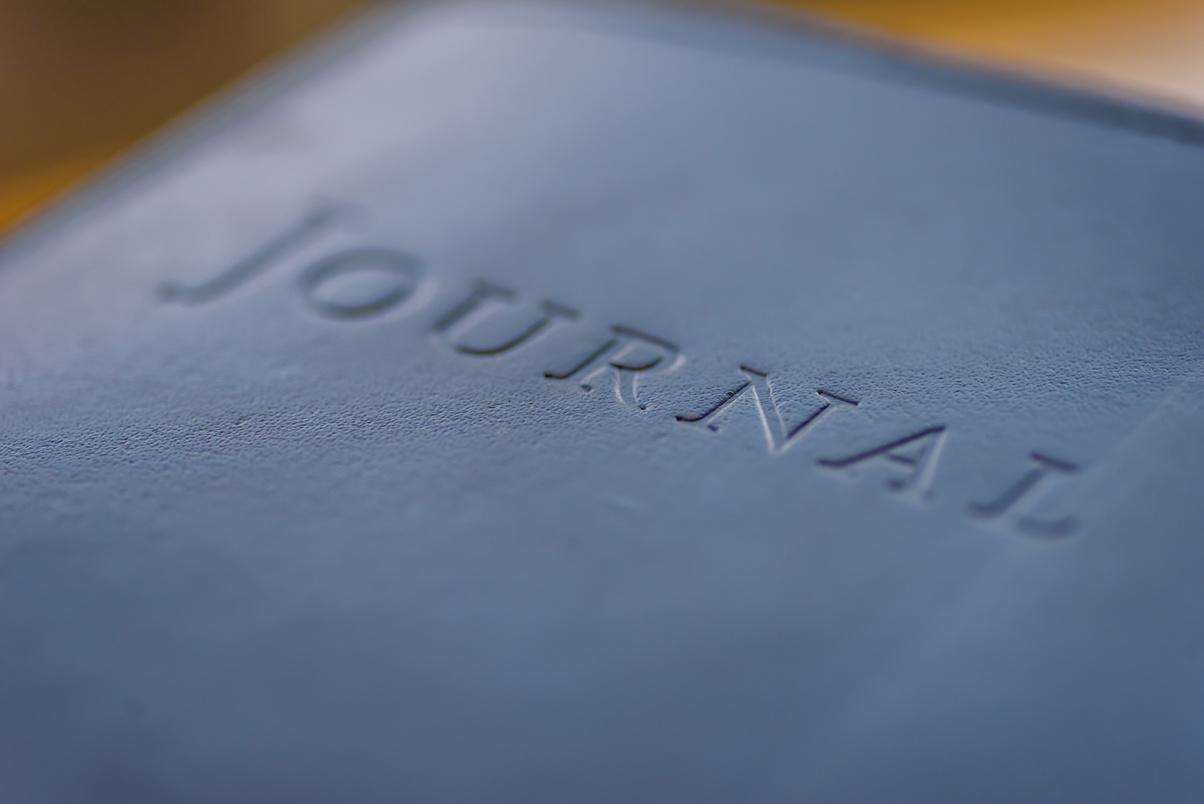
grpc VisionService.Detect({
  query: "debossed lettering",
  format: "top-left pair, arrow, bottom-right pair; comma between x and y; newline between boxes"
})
161,204 -> 1090,538
968,452 -> 1080,539
819,426 -> 947,504
159,205 -> 341,305
432,281 -> 579,357
676,366 -> 858,455
544,326 -> 682,409
299,248 -> 425,320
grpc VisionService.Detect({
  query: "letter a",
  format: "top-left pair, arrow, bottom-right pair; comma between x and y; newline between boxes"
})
818,426 -> 947,505
676,366 -> 857,455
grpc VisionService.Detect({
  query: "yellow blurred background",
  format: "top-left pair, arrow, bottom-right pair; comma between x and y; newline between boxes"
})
4,0 -> 1204,233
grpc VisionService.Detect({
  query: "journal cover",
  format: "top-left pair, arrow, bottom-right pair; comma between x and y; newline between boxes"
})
2,1 -> 1203,801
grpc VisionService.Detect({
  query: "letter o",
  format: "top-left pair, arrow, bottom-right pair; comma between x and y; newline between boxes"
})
299,248 -> 424,320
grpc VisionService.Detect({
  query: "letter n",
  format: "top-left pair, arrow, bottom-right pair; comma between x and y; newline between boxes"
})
676,366 -> 857,455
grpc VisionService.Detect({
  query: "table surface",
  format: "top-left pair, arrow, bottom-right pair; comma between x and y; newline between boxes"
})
3,0 -> 1204,234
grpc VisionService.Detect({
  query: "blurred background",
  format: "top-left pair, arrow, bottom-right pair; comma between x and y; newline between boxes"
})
4,0 -> 1204,233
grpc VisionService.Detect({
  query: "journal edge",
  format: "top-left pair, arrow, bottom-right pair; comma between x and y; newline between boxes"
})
2,0 -> 1202,263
